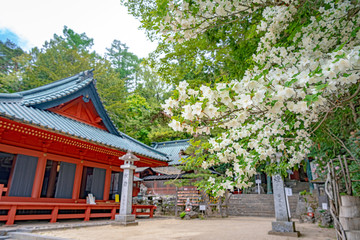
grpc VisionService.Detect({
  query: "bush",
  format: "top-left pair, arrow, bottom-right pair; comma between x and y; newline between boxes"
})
179,211 -> 186,218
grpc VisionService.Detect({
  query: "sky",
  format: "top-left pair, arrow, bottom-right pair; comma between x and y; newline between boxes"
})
0,0 -> 157,58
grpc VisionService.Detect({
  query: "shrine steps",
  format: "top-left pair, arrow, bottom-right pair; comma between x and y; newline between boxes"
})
228,194 -> 298,218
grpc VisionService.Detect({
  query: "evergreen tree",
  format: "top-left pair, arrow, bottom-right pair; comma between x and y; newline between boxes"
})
21,26 -> 97,89
0,39 -> 24,74
105,40 -> 141,91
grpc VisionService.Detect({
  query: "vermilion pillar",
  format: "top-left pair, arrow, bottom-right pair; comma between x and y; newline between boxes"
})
31,154 -> 47,199
103,168 -> 112,201
72,162 -> 84,200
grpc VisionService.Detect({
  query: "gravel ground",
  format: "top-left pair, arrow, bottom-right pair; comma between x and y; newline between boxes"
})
36,216 -> 336,240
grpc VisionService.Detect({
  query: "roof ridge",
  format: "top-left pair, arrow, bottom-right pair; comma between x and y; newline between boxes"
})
152,139 -> 190,147
18,70 -> 93,97
0,93 -> 23,102
22,78 -> 93,106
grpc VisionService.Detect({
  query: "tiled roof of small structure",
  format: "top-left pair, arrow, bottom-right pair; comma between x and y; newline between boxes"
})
134,176 -> 143,181
135,167 -> 151,173
151,139 -> 190,165
0,71 -> 168,162
142,174 -> 184,181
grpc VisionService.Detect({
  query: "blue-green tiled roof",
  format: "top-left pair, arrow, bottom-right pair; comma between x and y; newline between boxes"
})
0,71 -> 168,162
0,102 -> 168,161
152,139 -> 190,165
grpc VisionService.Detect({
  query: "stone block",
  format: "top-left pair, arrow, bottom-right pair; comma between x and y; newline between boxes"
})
269,221 -> 300,238
268,231 -> 300,237
115,214 -> 136,223
345,230 -> 360,240
271,221 -> 296,232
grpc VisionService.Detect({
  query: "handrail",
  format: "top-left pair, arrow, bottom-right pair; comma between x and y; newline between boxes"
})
0,184 -> 8,200
0,202 -> 156,225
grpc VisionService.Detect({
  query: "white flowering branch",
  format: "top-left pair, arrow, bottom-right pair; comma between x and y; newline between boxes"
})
158,0 -> 360,196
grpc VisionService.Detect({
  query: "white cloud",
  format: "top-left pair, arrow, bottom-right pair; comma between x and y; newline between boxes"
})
0,0 -> 157,58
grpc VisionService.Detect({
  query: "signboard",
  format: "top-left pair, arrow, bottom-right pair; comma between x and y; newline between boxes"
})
199,205 -> 206,211
322,203 -> 328,210
285,187 -> 293,196
255,179 -> 261,184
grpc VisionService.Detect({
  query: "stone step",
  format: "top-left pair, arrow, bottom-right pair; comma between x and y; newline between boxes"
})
340,217 -> 360,231
345,230 -> 360,240
227,194 -> 299,218
341,196 -> 360,207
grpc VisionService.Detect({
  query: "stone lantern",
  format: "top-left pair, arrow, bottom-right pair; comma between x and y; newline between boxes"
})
115,151 -> 139,225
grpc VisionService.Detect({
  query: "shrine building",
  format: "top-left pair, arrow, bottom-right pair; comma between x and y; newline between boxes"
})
0,70 -> 168,225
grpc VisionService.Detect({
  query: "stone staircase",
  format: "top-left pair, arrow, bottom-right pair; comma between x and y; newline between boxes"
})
227,194 -> 299,218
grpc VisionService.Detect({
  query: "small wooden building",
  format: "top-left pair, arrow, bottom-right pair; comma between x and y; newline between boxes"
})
138,140 -> 190,195
0,70 -> 168,225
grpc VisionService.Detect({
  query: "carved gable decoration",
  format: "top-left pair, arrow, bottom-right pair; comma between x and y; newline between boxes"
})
48,96 -> 107,131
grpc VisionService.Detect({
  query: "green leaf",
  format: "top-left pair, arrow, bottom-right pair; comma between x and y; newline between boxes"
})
351,26 -> 360,37
285,78 -> 298,87
218,105 -> 227,112
334,43 -> 346,52
304,94 -> 319,106
315,84 -> 328,91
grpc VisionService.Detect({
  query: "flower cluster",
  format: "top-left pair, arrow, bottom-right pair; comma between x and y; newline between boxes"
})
161,0 -> 360,196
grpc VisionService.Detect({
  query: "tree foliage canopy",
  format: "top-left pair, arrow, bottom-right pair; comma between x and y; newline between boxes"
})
123,0 -> 360,196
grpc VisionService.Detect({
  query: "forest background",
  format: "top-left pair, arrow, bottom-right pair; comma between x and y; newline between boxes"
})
0,26 -> 189,145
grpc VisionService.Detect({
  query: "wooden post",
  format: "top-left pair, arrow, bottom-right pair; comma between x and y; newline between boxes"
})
175,186 -> 178,217
150,207 -> 154,218
84,206 -> 91,221
342,155 -> 352,196
31,155 -> 47,199
72,163 -> 84,200
338,155 -> 350,195
6,156 -> 17,196
0,184 -> 7,200
111,206 -> 117,220
50,206 -> 59,223
6,206 -> 16,225
218,197 -> 222,217
103,168 -> 112,201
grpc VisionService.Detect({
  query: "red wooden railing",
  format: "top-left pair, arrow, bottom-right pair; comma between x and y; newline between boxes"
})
0,184 -> 7,200
0,202 -> 157,225
132,205 -> 156,218
0,202 -> 119,225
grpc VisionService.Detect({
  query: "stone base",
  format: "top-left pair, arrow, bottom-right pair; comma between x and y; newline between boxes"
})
268,231 -> 300,237
268,221 -> 300,238
112,221 -> 139,226
114,214 -> 137,226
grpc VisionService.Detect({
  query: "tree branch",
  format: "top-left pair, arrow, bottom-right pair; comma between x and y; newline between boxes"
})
340,80 -> 360,103
349,101 -> 357,123
326,128 -> 360,165
311,110 -> 331,134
